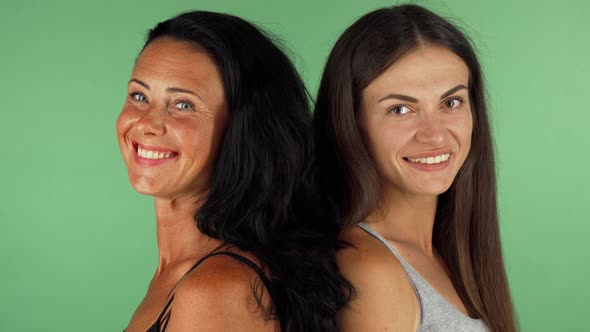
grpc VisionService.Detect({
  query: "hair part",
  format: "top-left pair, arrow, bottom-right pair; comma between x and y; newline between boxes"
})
313,4 -> 517,331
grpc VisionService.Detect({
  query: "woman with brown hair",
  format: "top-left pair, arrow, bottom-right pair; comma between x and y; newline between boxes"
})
314,4 -> 518,331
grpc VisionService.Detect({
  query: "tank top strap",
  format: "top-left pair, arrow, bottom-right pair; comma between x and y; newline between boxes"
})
153,295 -> 174,332
357,222 -> 416,272
182,244 -> 228,277
206,251 -> 274,297
149,247 -> 276,332
356,222 -> 488,331
357,222 -> 426,323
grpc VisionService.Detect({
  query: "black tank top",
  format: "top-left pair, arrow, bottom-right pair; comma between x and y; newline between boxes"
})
125,250 -> 275,332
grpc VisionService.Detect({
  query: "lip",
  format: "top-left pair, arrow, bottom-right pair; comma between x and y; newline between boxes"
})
132,140 -> 179,154
131,140 -> 179,167
403,149 -> 452,172
404,149 -> 452,159
404,157 -> 451,172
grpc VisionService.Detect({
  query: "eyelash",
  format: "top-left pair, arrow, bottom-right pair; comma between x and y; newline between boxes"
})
173,100 -> 194,111
387,105 -> 412,115
386,96 -> 465,115
128,92 -> 195,111
129,92 -> 148,103
443,96 -> 464,110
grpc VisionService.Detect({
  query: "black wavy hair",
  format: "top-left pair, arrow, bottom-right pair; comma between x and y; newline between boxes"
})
143,11 -> 353,332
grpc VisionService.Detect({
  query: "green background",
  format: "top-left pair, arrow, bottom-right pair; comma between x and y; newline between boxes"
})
1,0 -> 588,330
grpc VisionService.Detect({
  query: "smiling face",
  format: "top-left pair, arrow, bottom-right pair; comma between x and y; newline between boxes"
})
360,44 -> 473,199
116,37 -> 229,200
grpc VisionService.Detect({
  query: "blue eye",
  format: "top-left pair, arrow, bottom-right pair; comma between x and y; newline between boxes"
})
388,105 -> 411,115
174,101 -> 194,111
130,92 -> 148,103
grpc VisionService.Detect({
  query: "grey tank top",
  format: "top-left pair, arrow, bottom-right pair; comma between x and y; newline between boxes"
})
358,222 -> 488,332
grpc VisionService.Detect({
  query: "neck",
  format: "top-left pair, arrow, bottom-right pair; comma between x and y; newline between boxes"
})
367,188 -> 438,256
154,194 -> 220,275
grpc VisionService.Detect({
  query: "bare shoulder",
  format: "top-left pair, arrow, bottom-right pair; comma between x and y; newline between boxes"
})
337,226 -> 419,331
164,249 -> 277,332
337,226 -> 407,280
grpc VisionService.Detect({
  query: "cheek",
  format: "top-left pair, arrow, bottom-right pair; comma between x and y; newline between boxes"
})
203,110 -> 229,153
363,122 -> 406,167
460,113 -> 474,150
115,109 -> 140,162
116,108 -> 136,139
447,113 -> 473,164
178,120 -> 221,166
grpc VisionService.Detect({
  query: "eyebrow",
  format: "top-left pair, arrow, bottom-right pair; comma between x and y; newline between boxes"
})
377,84 -> 468,103
440,84 -> 468,99
128,78 -> 205,102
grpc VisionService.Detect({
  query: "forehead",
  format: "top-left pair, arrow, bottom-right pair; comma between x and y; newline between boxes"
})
365,44 -> 469,99
132,37 -> 222,90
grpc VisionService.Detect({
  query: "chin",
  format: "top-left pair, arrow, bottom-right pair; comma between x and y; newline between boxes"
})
130,184 -> 157,196
410,182 -> 453,197
127,175 -> 160,196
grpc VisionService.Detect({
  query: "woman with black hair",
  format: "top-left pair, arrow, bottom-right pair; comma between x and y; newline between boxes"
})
314,4 -> 518,332
117,11 -> 351,332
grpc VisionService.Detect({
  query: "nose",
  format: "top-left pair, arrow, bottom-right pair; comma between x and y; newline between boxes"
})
415,113 -> 445,146
136,105 -> 166,137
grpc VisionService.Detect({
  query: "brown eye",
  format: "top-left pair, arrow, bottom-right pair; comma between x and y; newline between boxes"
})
444,98 -> 462,109
388,105 -> 411,115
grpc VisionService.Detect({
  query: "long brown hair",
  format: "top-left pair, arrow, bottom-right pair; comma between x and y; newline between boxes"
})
313,4 -> 518,331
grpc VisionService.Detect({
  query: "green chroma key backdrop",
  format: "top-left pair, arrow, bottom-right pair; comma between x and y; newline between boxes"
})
0,0 -> 588,331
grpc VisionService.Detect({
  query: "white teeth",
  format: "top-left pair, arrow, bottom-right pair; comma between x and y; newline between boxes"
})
408,153 -> 451,164
137,146 -> 175,160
